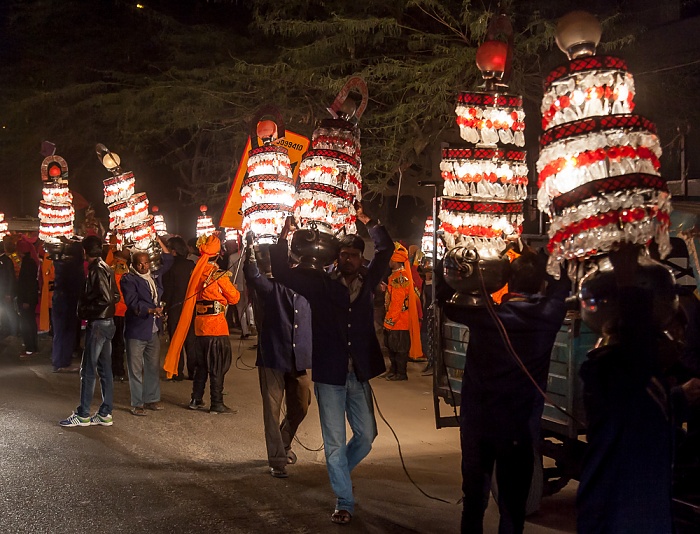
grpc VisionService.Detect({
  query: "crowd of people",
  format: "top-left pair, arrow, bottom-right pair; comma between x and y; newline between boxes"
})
4,209 -> 700,531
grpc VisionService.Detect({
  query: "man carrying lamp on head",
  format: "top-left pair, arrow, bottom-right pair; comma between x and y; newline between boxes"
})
270,204 -> 393,526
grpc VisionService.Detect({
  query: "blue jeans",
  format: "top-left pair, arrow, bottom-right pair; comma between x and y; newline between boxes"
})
126,333 -> 161,407
315,372 -> 377,514
77,318 -> 116,418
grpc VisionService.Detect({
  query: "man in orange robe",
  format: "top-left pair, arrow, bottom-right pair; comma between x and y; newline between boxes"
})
164,234 -> 240,413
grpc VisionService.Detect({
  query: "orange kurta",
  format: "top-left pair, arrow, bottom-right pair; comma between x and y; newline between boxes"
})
384,269 -> 411,331
194,263 -> 240,337
39,257 -> 54,332
112,259 -> 128,318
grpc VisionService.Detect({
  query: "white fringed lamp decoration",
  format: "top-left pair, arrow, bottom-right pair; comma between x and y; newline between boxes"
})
440,18 -> 526,262
421,216 -> 445,260
295,76 -> 368,236
97,143 -> 159,255
39,155 -> 75,243
537,11 -> 671,275
241,109 -> 296,245
151,206 -> 168,236
196,205 -> 216,238
0,213 -> 7,240
225,227 -> 241,243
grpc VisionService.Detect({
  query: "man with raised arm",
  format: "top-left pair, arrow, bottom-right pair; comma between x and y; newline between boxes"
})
270,205 -> 393,525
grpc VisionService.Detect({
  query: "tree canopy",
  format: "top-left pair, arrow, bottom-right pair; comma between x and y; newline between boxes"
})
1,0 -> 694,236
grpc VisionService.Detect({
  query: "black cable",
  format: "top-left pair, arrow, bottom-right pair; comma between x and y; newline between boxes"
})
371,387 -> 460,505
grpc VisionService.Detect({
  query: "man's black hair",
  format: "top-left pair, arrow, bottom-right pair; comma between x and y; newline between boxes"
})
338,234 -> 365,255
187,237 -> 198,250
509,252 -> 546,294
82,235 -> 104,258
167,236 -> 189,258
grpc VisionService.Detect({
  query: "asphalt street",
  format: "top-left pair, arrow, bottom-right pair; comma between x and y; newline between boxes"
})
0,331 -> 577,533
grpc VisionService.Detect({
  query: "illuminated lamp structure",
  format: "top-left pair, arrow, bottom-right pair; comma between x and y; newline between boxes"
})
240,106 -> 296,244
38,155 -> 75,244
538,11 -> 676,335
97,144 -> 161,260
151,206 -> 168,236
292,76 -> 368,269
225,227 -> 241,244
196,205 -> 216,238
421,216 -> 445,261
0,213 -> 8,240
440,16 -> 526,305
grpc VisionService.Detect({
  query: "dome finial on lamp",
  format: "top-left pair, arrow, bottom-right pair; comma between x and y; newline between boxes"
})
555,11 -> 602,60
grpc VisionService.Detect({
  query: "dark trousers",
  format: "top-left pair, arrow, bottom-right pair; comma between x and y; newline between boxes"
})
0,297 -> 17,337
258,366 -> 311,469
384,329 -> 409,377
192,335 -> 232,407
112,315 -> 126,377
51,296 -> 78,369
460,426 -> 533,534
167,307 -> 196,378
19,305 -> 38,352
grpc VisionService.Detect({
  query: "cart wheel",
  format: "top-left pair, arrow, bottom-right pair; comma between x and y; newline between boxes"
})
490,450 -> 544,516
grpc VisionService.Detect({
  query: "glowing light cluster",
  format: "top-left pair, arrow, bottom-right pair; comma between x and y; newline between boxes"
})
455,93 -> 526,147
101,155 -> 157,251
39,157 -> 74,243
541,69 -> 634,130
241,145 -> 295,242
103,172 -> 135,204
421,216 -> 445,260
537,54 -> 671,273
0,214 -> 7,239
196,205 -> 216,238
151,206 -> 167,236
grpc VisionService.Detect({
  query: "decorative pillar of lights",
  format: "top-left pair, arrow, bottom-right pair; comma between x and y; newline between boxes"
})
539,11 -> 676,335
97,144 -> 160,259
439,16 -> 525,305
421,216 -> 445,260
225,228 -> 241,244
196,205 -> 216,238
38,155 -> 75,244
240,106 -> 296,244
291,77 -> 368,270
0,214 -> 7,240
151,206 -> 168,236
295,76 -> 367,237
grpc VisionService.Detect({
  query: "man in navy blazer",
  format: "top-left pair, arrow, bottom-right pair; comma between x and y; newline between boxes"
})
120,240 -> 173,416
244,240 -> 312,479
270,206 -> 393,525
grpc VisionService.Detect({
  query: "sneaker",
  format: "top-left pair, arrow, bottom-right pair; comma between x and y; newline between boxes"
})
209,404 -> 237,414
270,466 -> 288,478
90,413 -> 113,426
188,398 -> 206,410
19,351 -> 35,359
59,412 -> 90,427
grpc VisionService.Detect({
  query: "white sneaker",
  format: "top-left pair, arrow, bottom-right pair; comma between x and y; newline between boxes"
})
89,413 -> 113,426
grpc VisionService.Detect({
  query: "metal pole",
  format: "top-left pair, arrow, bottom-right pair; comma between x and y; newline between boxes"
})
431,186 -> 438,307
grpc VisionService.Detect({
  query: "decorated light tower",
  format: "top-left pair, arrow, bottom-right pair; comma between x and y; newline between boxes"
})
151,206 -> 168,236
421,216 -> 445,262
538,11 -> 676,335
240,106 -> 296,244
196,205 -> 216,238
440,16 -> 527,305
292,77 -> 367,269
38,155 -> 75,248
97,144 -> 160,260
0,214 -> 8,240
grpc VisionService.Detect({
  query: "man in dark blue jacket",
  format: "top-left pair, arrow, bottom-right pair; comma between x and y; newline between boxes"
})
437,250 -> 568,534
244,240 -> 312,479
270,207 -> 393,525
120,243 -> 173,416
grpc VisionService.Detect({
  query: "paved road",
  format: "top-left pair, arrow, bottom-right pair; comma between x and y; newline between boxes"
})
0,332 -> 577,533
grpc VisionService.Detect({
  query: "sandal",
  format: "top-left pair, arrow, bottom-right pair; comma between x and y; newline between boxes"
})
331,509 -> 351,525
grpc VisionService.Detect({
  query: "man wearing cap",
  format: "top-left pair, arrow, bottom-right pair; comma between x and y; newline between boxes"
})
270,206 -> 393,525
164,234 -> 240,413
383,243 -> 422,381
